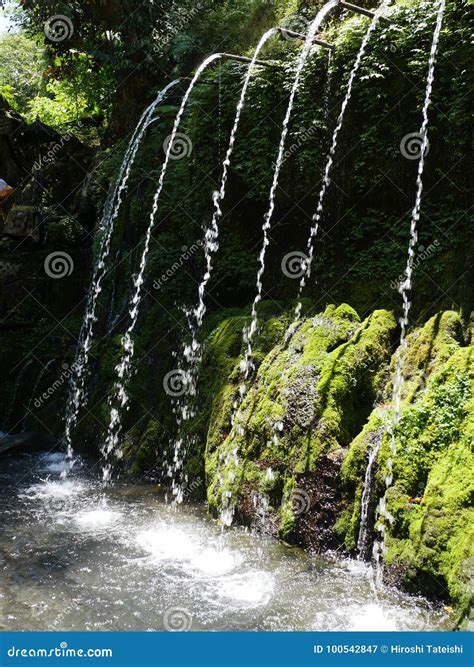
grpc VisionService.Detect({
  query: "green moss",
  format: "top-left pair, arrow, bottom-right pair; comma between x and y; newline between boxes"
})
383,347 -> 473,619
385,311 -> 464,403
205,305 -> 396,528
338,314 -> 472,618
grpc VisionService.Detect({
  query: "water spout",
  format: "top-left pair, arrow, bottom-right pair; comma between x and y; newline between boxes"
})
241,0 -> 338,386
102,54 -> 223,483
221,0 -> 340,525
372,0 -> 446,586
62,80 -> 180,465
167,29 -> 282,502
291,0 -> 392,334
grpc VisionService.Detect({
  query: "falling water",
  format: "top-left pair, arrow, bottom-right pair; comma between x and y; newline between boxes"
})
2,359 -> 33,432
22,359 -> 55,431
194,29 -> 280,332
102,54 -> 223,483
291,0 -> 391,331
169,28 -> 280,502
372,0 -> 446,584
220,0 -> 339,526
240,0 -> 338,387
356,432 -> 383,559
323,49 -> 333,139
62,80 -> 180,463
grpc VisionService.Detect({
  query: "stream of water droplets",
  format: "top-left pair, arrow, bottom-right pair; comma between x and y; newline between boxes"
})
168,28 -> 280,502
62,80 -> 180,467
372,0 -> 446,585
102,55 -> 223,482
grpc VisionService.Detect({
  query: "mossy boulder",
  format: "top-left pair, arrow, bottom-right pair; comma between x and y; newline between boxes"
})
338,311 -> 472,619
383,346 -> 473,622
205,304 -> 396,545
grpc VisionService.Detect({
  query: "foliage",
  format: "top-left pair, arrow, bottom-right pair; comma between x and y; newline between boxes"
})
1,0 -> 471,619
0,32 -> 45,110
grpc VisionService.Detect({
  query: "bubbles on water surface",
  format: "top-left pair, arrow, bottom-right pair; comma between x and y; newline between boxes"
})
74,508 -> 122,531
0,453 -> 452,631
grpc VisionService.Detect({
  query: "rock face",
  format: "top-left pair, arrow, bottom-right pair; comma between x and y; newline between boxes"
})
337,312 -> 473,620
0,96 -> 96,433
113,303 -> 472,618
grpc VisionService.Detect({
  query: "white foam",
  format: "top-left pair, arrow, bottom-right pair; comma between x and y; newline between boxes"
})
136,525 -> 197,561
75,508 -> 121,531
348,603 -> 398,631
218,571 -> 274,606
192,547 -> 240,576
135,524 -> 240,577
20,479 -> 87,502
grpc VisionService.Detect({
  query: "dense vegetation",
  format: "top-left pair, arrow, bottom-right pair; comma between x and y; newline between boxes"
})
0,0 -> 472,623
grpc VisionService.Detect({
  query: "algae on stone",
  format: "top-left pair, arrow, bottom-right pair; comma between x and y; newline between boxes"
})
205,305 -> 396,536
338,312 -> 472,618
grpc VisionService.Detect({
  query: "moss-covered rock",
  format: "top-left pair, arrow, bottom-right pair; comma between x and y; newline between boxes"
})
338,311 -> 472,619
338,311 -> 467,551
383,346 -> 473,621
205,304 -> 396,546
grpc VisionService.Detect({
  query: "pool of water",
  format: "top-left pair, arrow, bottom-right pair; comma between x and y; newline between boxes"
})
0,452 -> 451,631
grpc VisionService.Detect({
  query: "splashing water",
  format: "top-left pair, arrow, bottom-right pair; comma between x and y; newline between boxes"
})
102,55 -> 223,483
0,452 -> 449,631
22,359 -> 55,431
220,0 -> 339,526
63,80 -> 180,465
168,29 -> 280,503
290,0 -> 392,334
372,0 -> 446,585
